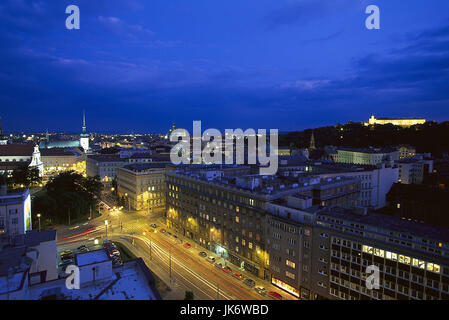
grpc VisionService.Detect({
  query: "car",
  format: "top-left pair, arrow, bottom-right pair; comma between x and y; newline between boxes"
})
160,228 -> 166,233
183,243 -> 191,249
102,240 -> 113,247
214,262 -> 223,269
243,278 -> 256,288
198,251 -> 207,257
58,259 -> 73,272
254,286 -> 267,296
76,245 -> 89,253
60,251 -> 74,261
232,272 -> 244,280
60,250 -> 73,256
167,231 -> 172,236
173,234 -> 178,239
222,266 -> 232,273
150,224 -> 157,228
206,256 -> 216,263
268,291 -> 283,300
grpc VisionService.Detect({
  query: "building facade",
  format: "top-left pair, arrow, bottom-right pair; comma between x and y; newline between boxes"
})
0,186 -> 31,236
365,115 -> 426,127
117,163 -> 167,212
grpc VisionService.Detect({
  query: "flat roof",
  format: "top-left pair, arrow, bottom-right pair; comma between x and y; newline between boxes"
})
75,249 -> 110,267
317,207 -> 449,243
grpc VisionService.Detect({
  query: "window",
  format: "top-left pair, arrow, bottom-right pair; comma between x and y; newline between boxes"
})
286,260 -> 296,269
286,271 -> 295,279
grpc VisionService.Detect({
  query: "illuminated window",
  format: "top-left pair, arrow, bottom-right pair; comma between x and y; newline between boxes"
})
286,260 -> 296,269
249,242 -> 253,249
286,271 -> 295,280
236,206 -> 239,213
235,216 -> 239,223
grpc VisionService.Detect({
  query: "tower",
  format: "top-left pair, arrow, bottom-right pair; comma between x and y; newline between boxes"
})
80,110 -> 89,152
309,131 -> 316,150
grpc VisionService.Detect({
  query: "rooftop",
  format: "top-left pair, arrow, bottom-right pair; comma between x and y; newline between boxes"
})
75,249 -> 110,267
0,143 -> 35,156
317,207 -> 449,244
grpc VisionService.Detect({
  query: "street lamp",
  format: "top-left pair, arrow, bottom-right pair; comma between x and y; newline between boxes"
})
105,220 -> 108,238
37,213 -> 41,232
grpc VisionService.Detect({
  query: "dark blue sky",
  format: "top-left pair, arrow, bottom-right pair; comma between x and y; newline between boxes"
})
1,0 -> 449,133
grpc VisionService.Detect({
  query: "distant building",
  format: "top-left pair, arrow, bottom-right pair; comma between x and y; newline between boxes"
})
40,148 -> 85,176
364,115 -> 426,127
335,147 -> 399,166
276,147 -> 291,157
398,145 -> 416,159
396,154 -> 433,184
86,154 -> 127,184
0,117 -> 7,145
0,144 -> 43,176
0,186 -> 32,236
39,111 -> 90,153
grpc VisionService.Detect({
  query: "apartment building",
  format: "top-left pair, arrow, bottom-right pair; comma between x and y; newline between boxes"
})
266,201 -> 449,300
396,154 -> 433,184
116,163 -> 167,212
0,186 -> 31,236
86,154 -> 127,184
165,165 -> 297,279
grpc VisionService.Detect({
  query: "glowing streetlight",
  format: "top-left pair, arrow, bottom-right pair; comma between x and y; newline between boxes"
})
37,213 -> 41,232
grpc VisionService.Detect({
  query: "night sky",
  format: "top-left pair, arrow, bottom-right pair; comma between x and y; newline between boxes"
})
1,0 -> 449,133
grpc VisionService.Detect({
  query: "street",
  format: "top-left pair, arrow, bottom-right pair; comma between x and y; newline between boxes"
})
56,200 -> 298,301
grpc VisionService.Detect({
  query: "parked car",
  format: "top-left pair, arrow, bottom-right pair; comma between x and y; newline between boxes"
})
150,224 -> 157,228
268,291 -> 283,300
58,259 -> 73,272
222,266 -> 232,273
167,232 -> 172,236
206,256 -> 216,263
255,286 -> 267,296
198,251 -> 207,257
76,245 -> 89,253
232,272 -> 244,280
60,250 -> 73,261
102,240 -> 113,247
214,262 -> 223,269
160,228 -> 166,233
183,243 -> 191,249
243,278 -> 256,288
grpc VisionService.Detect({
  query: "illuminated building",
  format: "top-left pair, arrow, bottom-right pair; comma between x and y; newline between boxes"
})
116,163 -> 167,212
39,111 -> 90,153
364,115 -> 426,127
398,145 -> 416,159
40,148 -> 85,176
166,165 -> 290,279
266,202 -> 449,300
0,186 -> 31,236
0,143 -> 43,177
335,147 -> 399,166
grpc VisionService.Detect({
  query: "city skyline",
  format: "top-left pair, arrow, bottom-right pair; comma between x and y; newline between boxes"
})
1,0 -> 449,133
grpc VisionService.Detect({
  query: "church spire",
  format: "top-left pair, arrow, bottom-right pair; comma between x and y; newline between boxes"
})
82,110 -> 86,134
309,131 -> 316,150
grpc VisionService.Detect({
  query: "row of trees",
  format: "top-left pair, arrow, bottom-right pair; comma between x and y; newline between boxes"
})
279,121 -> 449,157
32,171 -> 103,225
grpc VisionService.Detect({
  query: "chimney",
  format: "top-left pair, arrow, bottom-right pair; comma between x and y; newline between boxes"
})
0,184 -> 7,196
